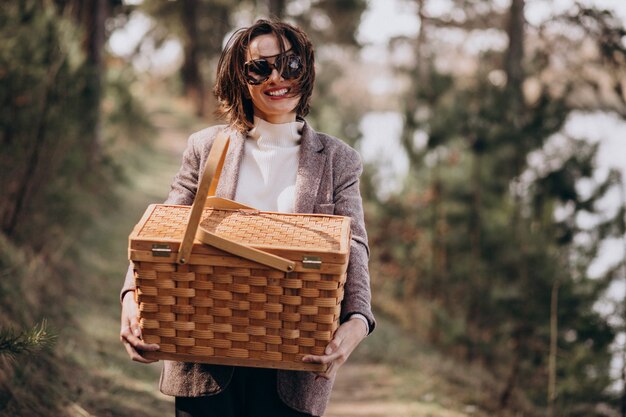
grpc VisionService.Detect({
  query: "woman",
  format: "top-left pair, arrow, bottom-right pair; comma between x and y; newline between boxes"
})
120,19 -> 375,417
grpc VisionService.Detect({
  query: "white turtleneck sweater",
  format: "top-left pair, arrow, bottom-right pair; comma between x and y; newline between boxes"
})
234,117 -> 304,213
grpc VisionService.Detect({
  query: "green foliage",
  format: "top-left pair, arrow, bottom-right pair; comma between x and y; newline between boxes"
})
141,0 -> 233,111
0,320 -> 56,361
0,231 -> 73,417
292,0 -> 368,46
0,2 -> 156,415
103,65 -> 157,152
0,0 -> 114,249
365,1 -> 626,415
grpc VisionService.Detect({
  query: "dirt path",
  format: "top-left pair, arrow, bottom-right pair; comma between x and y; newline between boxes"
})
326,363 -> 472,417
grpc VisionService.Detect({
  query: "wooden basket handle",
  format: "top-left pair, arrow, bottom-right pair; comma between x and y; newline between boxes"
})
177,132 -> 230,264
196,227 -> 295,272
177,132 -> 296,273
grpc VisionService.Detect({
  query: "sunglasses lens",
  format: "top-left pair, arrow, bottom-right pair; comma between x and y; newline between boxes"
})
245,59 -> 272,84
281,55 -> 302,79
244,54 -> 303,85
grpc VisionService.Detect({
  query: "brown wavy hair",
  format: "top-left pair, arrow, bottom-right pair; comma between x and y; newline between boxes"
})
213,19 -> 315,132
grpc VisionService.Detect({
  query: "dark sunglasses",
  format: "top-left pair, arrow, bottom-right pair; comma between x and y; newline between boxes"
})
243,52 -> 303,85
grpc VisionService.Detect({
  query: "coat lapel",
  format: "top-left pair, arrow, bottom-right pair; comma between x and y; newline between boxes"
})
293,122 -> 326,214
215,127 -> 245,200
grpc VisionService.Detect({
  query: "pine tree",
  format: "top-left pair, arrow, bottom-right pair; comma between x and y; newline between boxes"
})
365,0 -> 626,414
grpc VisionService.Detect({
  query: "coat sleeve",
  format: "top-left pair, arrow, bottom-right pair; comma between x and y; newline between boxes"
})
332,147 -> 376,334
120,131 -> 207,302
164,132 -> 205,206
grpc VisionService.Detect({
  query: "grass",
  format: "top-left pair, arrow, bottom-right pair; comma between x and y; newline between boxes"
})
0,233 -> 74,416
344,312 -> 530,417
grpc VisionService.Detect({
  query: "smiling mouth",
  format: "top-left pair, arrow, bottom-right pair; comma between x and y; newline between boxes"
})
265,88 -> 289,97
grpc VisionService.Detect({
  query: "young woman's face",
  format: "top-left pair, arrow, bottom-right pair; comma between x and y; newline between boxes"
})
245,34 -> 301,124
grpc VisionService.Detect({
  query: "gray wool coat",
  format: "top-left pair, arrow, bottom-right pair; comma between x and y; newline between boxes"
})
122,120 -> 375,416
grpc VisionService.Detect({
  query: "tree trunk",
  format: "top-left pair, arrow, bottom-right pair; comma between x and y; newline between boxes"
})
268,0 -> 286,18
505,0 -> 525,105
432,174 -> 446,299
466,150 -> 483,362
56,0 -> 108,162
547,279 -> 559,417
181,0 -> 205,117
80,0 -> 107,162
500,344 -> 521,409
416,0 -> 429,89
619,177 -> 626,417
4,50 -> 66,237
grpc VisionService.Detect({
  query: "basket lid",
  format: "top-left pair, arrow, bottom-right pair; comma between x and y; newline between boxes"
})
130,204 -> 351,260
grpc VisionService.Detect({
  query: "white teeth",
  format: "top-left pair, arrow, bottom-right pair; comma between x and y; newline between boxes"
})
267,88 -> 288,96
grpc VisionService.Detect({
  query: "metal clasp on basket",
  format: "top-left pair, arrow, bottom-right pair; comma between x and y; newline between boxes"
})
151,244 -> 172,257
302,256 -> 322,269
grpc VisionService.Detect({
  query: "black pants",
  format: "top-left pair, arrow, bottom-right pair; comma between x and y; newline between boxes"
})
174,367 -> 315,417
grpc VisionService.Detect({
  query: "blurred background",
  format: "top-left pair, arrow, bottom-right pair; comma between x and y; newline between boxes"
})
1,0 -> 626,416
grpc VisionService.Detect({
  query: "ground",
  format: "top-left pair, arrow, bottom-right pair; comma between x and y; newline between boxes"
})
326,363 -> 475,417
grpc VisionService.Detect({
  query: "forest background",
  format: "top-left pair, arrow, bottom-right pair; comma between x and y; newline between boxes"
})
1,0 -> 626,416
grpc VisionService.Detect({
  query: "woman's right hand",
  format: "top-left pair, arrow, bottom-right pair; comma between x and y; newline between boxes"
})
120,291 -> 160,363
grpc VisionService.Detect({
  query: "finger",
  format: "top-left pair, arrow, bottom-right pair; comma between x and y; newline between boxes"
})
314,362 -> 337,381
121,330 -> 160,363
127,334 -> 160,351
324,339 -> 341,355
304,339 -> 344,363
129,316 -> 142,338
303,334 -> 344,363
123,340 -> 159,363
302,349 -> 343,365
120,327 -> 160,351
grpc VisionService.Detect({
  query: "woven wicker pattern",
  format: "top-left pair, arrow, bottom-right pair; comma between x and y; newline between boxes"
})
136,262 -> 346,368
131,205 -> 350,371
138,206 -> 343,251
137,206 -> 190,240
200,211 -> 342,251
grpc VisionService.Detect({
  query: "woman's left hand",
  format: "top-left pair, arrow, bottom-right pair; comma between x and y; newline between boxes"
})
302,317 -> 368,380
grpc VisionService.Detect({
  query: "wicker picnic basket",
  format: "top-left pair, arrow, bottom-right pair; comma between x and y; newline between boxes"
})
128,132 -> 351,372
